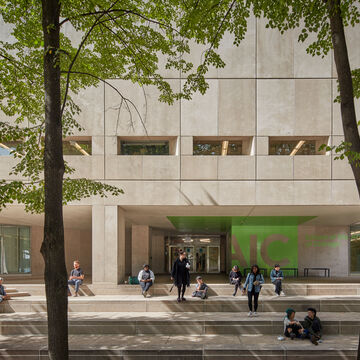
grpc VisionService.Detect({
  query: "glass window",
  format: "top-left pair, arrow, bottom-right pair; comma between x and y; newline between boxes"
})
193,140 -> 242,155
269,140 -> 317,155
351,225 -> 360,273
0,225 -> 31,274
63,140 -> 92,155
120,141 -> 169,155
0,141 -> 22,156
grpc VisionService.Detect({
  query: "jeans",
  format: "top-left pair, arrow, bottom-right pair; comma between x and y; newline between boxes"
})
285,324 -> 303,337
192,290 -> 207,299
304,319 -> 322,339
248,288 -> 259,312
0,295 -> 4,302
68,279 -> 82,293
273,279 -> 282,295
140,281 -> 153,293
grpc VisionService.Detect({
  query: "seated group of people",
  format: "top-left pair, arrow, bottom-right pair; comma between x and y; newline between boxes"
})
284,307 -> 322,345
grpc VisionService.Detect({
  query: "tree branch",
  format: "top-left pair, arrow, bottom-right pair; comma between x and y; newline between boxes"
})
60,0 -> 120,119
60,70 -> 148,135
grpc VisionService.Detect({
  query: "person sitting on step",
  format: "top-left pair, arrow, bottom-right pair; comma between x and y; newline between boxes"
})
138,264 -> 155,298
0,278 -> 10,302
67,260 -> 84,297
229,265 -> 242,296
284,308 -> 305,339
192,276 -> 208,299
270,264 -> 284,296
303,307 -> 322,345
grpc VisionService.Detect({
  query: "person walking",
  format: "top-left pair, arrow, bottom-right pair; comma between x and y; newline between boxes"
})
229,265 -> 242,296
171,250 -> 191,303
270,264 -> 284,296
242,264 -> 264,317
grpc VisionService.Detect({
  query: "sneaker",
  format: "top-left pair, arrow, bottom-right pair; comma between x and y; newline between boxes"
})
248,311 -> 253,317
73,293 -> 78,297
253,312 -> 258,316
177,298 -> 181,303
142,291 -> 147,298
181,297 -> 186,301
310,335 -> 319,345
280,291 -> 285,296
290,332 -> 296,340
232,292 -> 237,297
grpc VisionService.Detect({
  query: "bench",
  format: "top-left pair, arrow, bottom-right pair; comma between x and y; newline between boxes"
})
279,267 -> 298,277
304,267 -> 330,277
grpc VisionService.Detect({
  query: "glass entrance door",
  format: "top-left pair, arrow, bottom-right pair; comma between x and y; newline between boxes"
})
195,247 -> 207,272
208,246 -> 220,273
169,245 -> 195,272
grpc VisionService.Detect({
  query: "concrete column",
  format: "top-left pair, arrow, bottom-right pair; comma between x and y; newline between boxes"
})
131,225 -> 150,275
151,230 -> 165,274
92,205 -> 125,284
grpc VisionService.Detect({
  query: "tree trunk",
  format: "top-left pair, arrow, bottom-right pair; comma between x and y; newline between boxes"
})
40,0 -> 68,359
328,0 -> 360,197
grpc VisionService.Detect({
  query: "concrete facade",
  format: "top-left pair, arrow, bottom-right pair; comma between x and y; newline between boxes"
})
1,16 -> 360,282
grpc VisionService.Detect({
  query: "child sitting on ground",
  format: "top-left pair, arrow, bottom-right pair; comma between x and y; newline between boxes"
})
192,276 -> 208,299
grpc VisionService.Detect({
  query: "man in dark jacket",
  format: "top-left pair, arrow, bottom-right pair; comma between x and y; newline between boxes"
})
303,307 -> 322,345
171,250 -> 190,303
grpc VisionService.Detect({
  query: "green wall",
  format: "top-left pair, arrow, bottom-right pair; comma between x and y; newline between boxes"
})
231,223 -> 298,272
167,216 -> 315,273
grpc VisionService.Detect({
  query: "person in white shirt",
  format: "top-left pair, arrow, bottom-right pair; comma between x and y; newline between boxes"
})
138,264 -> 155,298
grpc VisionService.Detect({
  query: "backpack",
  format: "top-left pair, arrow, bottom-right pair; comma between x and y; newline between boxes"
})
128,276 -> 139,285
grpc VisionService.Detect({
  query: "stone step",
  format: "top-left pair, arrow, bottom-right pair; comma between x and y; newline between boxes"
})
6,282 -> 360,297
0,334 -> 357,359
2,295 -> 360,313
0,312 -> 358,336
88,283 -> 360,296
8,292 -> 31,298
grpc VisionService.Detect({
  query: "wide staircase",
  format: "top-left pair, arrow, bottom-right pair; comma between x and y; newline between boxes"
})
0,282 -> 359,359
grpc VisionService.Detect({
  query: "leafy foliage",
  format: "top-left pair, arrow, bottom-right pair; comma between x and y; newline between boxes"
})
0,0 -> 250,213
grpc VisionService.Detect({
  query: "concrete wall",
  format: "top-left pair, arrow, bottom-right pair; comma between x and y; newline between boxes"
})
1,16 -> 360,207
298,226 -> 349,277
30,225 -> 92,277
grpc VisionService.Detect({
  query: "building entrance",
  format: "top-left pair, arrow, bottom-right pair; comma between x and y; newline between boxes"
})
168,235 -> 221,273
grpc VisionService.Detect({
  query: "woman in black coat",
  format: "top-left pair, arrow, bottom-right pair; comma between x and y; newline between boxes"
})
171,250 -> 190,302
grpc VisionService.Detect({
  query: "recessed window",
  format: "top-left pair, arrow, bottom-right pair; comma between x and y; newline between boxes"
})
118,137 -> 177,155
63,140 -> 91,156
269,137 -> 328,155
0,141 -> 22,156
120,141 -> 169,155
193,137 -> 252,155
0,225 -> 31,274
